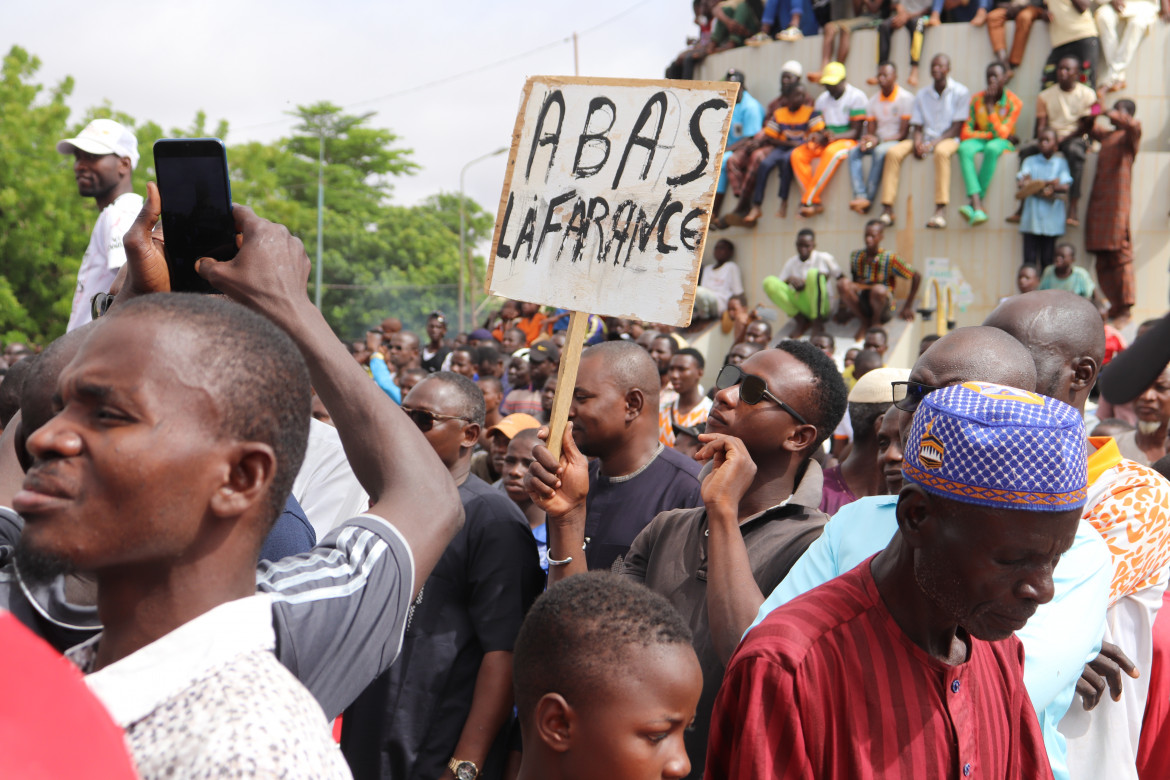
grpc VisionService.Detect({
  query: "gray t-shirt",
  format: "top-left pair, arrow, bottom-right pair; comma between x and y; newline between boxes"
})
0,507 -> 415,721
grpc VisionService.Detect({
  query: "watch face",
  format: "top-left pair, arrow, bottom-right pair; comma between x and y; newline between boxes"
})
454,762 -> 477,780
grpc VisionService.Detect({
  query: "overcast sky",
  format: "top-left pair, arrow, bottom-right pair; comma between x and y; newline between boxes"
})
7,0 -> 695,219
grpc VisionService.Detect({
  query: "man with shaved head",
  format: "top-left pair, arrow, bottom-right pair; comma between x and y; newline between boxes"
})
985,290 -> 1170,780
526,341 -> 701,572
749,324 -> 1115,780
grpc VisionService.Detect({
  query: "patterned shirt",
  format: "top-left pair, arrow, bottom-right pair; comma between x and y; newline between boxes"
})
1082,438 -> 1170,605
659,394 -> 713,447
961,90 -> 1023,141
849,248 -> 915,286
763,103 -> 820,146
71,594 -> 352,779
708,557 -> 1053,779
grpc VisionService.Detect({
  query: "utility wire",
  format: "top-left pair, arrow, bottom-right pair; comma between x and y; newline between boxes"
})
232,0 -> 655,133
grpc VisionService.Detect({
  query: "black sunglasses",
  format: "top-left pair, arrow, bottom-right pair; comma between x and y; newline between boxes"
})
891,380 -> 943,413
401,406 -> 470,432
715,365 -> 809,425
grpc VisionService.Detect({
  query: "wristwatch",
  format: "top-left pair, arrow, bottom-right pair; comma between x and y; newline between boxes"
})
448,758 -> 479,780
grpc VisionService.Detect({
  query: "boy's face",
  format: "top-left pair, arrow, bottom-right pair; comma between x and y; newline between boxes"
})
1054,247 -> 1074,272
714,240 -> 732,263
1038,132 -> 1056,157
567,642 -> 702,780
1017,266 -> 1039,293
796,234 -> 814,261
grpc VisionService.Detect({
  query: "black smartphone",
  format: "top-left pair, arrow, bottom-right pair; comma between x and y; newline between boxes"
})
153,138 -> 237,293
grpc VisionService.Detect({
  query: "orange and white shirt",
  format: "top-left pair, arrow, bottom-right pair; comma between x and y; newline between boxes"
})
1060,437 -> 1170,780
659,395 -> 712,448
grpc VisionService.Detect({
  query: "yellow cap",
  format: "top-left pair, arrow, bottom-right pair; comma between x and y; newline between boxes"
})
820,62 -> 847,86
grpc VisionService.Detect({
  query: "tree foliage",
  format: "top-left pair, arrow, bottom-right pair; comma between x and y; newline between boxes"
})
0,48 -> 494,344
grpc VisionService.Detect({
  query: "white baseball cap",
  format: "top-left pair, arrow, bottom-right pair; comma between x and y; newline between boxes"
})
781,60 -> 803,78
57,119 -> 140,169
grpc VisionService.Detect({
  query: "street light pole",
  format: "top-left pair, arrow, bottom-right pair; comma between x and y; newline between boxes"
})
314,127 -> 325,309
458,146 -> 508,333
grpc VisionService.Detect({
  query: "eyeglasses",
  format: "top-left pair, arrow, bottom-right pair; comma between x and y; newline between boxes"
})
891,380 -> 943,413
400,406 -> 471,432
715,365 -> 809,425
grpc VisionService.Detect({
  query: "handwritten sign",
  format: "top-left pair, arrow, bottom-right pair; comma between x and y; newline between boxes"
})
486,76 -> 737,327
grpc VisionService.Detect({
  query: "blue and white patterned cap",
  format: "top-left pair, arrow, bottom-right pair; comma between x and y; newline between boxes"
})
902,382 -> 1088,511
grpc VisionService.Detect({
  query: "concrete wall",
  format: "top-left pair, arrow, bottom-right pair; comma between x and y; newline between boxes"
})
695,21 -> 1170,334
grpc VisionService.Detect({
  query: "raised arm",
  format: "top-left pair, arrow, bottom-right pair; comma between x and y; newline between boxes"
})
697,434 -> 766,664
196,205 -> 462,594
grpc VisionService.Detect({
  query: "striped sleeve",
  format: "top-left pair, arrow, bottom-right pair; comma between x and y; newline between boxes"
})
705,654 -> 814,780
887,252 -> 915,281
260,514 -> 415,719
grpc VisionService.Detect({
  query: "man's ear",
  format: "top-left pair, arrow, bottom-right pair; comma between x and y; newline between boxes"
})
783,423 -> 818,453
209,442 -> 276,519
626,388 -> 645,421
894,485 -> 932,548
1070,356 -> 1098,395
534,693 -> 575,754
461,422 -> 481,450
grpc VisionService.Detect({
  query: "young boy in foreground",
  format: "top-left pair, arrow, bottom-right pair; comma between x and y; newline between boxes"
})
512,573 -> 702,780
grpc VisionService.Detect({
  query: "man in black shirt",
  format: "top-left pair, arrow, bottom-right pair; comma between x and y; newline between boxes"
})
526,341 -> 702,577
342,372 -> 543,780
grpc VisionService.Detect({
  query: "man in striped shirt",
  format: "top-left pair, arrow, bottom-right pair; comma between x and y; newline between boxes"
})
837,220 -> 921,340
707,381 -> 1086,779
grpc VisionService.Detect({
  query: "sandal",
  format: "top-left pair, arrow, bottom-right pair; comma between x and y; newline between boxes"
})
959,205 -> 975,223
878,212 -> 894,227
925,215 -> 947,229
970,209 -> 988,226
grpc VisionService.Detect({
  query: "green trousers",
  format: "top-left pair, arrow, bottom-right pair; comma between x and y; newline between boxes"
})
764,268 -> 831,320
958,137 -> 1014,198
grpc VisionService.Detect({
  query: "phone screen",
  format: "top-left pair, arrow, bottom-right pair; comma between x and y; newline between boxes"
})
154,138 -> 236,293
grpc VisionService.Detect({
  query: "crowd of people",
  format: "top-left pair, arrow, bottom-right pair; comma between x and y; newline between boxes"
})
677,0 -> 1164,329
0,27 -> 1168,775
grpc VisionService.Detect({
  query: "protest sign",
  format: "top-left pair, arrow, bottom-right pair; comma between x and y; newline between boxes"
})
486,76 -> 736,456
486,76 -> 737,327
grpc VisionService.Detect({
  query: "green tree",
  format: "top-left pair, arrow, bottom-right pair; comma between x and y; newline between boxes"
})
0,46 -> 90,342
0,51 -> 495,344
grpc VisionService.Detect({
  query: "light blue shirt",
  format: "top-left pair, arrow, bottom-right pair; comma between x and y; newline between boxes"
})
911,77 -> 971,141
1019,155 -> 1074,237
368,354 -> 402,404
729,91 -> 765,147
749,495 -> 1111,780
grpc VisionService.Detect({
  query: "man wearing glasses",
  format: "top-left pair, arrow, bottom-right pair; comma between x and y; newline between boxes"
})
343,371 -> 543,780
528,340 -> 847,779
747,324 -> 1115,780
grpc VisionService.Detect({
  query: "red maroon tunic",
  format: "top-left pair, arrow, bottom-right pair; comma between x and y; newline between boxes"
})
705,557 -> 1054,780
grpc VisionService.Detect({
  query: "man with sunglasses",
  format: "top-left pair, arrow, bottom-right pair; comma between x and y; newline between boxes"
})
530,341 -> 847,779
343,372 -> 543,780
747,324 -> 1115,780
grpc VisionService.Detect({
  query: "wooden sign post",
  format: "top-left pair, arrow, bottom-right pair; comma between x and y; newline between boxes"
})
486,76 -> 738,456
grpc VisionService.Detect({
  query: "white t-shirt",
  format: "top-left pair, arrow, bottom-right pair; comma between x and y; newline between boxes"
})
699,261 -> 745,312
292,418 -> 370,542
814,84 -> 868,134
69,191 -> 144,331
780,250 -> 842,301
867,85 -> 916,142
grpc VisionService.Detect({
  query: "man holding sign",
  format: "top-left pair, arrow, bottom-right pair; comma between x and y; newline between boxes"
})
487,75 -> 735,573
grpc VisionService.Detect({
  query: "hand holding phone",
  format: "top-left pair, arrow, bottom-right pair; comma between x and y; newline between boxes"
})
153,138 -> 237,293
